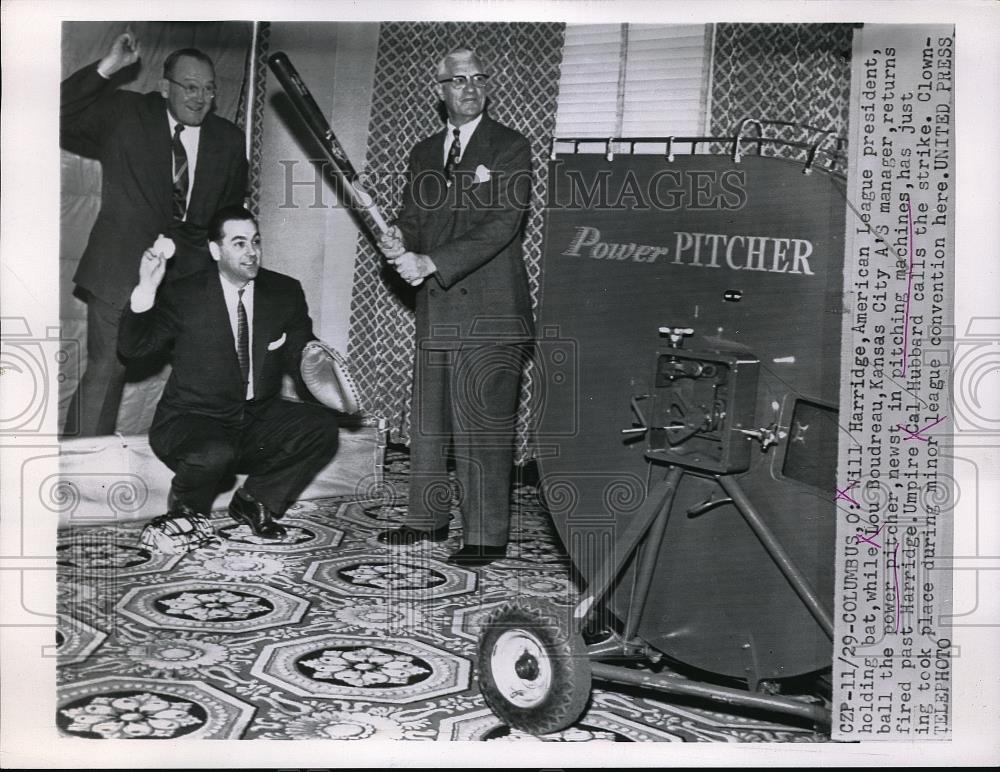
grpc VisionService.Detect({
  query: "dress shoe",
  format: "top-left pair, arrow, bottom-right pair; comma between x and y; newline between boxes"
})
228,489 -> 287,539
376,523 -> 449,547
447,544 -> 507,567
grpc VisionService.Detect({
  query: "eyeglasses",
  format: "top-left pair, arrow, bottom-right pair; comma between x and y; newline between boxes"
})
436,74 -> 490,89
166,77 -> 217,100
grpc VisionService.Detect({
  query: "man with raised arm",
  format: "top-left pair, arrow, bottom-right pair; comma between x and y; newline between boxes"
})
62,31 -> 248,436
118,207 -> 339,545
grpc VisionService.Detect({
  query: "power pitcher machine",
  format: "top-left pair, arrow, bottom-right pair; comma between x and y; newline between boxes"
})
478,125 -> 847,733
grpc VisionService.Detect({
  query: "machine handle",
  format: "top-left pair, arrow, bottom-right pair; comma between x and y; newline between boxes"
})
658,326 -> 694,348
735,424 -> 786,451
622,395 -> 651,436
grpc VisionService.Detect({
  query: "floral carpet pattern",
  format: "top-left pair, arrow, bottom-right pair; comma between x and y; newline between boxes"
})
57,448 -> 828,742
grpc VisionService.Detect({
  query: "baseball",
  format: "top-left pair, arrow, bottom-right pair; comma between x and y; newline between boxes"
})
153,234 -> 176,259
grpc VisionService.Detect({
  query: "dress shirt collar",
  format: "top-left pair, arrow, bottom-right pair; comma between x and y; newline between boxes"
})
444,113 -> 483,164
219,273 -> 254,297
166,109 -> 202,139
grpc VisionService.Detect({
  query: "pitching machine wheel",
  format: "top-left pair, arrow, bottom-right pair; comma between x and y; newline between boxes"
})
478,598 -> 592,734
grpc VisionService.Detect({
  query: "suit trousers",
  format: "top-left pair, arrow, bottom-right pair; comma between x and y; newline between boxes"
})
406,342 -> 527,546
149,398 -> 339,516
63,292 -> 127,437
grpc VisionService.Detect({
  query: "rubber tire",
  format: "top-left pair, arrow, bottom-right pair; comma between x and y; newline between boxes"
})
478,598 -> 592,735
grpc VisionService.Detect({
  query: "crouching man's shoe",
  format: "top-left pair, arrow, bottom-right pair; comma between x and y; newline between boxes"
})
376,524 -> 449,547
447,544 -> 507,568
138,497 -> 216,555
229,488 -> 287,539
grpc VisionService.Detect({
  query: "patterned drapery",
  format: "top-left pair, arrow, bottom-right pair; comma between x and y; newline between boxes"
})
346,22 -> 566,462
244,22 -> 271,219
709,23 -> 854,163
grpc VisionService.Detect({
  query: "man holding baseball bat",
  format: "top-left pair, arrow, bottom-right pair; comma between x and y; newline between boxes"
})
61,30 -> 248,437
118,207 -> 340,546
376,47 -> 534,568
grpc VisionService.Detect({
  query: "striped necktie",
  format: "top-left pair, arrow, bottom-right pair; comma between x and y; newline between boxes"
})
444,127 -> 461,182
172,124 -> 189,221
237,288 -> 250,388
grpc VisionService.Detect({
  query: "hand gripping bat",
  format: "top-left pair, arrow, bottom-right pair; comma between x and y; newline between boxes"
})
267,51 -> 390,238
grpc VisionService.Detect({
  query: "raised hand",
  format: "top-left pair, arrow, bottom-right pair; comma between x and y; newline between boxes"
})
97,30 -> 141,78
137,248 -> 167,293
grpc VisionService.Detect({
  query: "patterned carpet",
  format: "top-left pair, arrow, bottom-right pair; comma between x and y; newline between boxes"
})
56,447 -> 828,742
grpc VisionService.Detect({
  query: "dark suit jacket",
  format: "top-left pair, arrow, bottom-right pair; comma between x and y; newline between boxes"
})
395,115 -> 534,350
61,62 -> 248,309
118,268 -> 314,431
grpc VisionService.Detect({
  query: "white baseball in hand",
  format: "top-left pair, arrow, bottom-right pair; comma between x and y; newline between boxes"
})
153,234 -> 176,259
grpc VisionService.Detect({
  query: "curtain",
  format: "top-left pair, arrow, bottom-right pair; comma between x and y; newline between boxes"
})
345,22 -> 566,463
245,22 -> 271,220
709,23 -> 855,160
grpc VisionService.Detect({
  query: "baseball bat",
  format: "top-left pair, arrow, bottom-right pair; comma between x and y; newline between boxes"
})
267,51 -> 389,237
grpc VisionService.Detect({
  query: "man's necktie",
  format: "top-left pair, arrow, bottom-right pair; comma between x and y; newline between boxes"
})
444,127 -> 461,182
172,124 -> 189,221
237,288 -> 250,388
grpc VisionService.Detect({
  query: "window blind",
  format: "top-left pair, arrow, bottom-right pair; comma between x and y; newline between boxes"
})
554,23 -> 712,149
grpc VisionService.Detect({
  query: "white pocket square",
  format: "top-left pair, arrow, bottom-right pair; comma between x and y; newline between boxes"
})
267,333 -> 287,351
474,164 -> 492,183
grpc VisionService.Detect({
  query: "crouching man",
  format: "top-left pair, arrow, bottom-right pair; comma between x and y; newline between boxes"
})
119,206 -> 339,548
